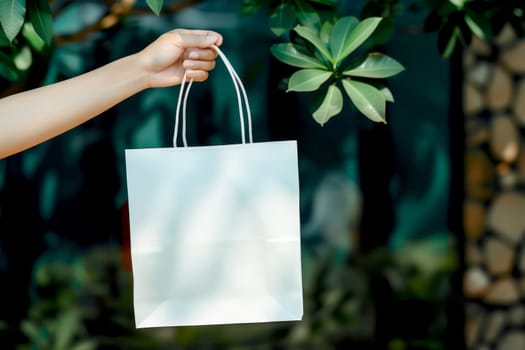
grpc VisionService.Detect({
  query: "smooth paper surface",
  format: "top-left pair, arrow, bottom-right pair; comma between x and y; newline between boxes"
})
125,141 -> 303,328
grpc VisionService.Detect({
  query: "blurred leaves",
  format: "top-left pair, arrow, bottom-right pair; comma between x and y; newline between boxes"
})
423,0 -> 525,57
15,237 -> 455,349
146,0 -> 164,16
28,0 -> 53,46
0,0 -> 26,42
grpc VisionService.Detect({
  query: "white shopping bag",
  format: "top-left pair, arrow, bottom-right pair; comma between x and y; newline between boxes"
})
125,46 -> 303,328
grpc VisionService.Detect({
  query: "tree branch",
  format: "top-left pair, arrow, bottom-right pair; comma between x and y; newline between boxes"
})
54,0 -> 203,46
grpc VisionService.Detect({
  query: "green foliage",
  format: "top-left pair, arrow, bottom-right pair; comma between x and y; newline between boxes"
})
0,0 -> 26,42
241,1 -> 405,124
342,79 -> 386,123
271,15 -> 404,125
146,0 -> 164,16
243,0 -> 332,35
288,68 -> 332,92
343,53 -> 405,78
270,43 -> 326,69
0,0 -> 53,81
11,238 -> 455,349
423,0 -> 525,57
312,84 -> 343,125
28,0 -> 53,46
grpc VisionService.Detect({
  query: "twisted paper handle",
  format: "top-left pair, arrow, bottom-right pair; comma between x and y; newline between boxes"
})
173,45 -> 253,147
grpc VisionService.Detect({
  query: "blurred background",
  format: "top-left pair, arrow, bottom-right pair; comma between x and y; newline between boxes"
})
0,0 -> 523,349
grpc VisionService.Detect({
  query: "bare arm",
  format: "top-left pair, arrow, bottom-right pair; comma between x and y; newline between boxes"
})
0,29 -> 222,159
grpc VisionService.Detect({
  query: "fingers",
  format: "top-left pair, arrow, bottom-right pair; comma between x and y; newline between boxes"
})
169,29 -> 223,49
185,47 -> 218,61
182,58 -> 216,72
185,70 -> 210,82
182,47 -> 218,82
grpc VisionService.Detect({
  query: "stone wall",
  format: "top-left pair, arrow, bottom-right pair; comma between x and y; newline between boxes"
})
463,26 -> 525,349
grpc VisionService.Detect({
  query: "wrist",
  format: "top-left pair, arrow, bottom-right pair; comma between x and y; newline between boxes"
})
117,53 -> 152,92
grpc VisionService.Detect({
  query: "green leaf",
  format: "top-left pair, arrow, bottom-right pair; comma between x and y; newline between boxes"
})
241,0 -> 267,16
343,53 -> 404,78
146,0 -> 163,16
22,22 -> 45,51
28,0 -> 52,45
0,52 -> 21,80
448,0 -> 465,9
294,0 -> 321,30
367,81 -> 395,102
464,10 -> 490,40
379,85 -> 394,102
0,27 -> 10,47
338,17 -> 382,59
309,0 -> 337,5
269,2 -> 296,36
320,20 -> 334,45
330,16 -> 359,63
13,45 -> 31,71
438,21 -> 459,58
271,43 -> 327,69
71,340 -> 97,350
294,25 -> 333,62
312,84 -> 343,125
287,69 -> 332,92
55,310 -> 80,350
0,0 -> 26,42
369,17 -> 394,46
342,79 -> 386,123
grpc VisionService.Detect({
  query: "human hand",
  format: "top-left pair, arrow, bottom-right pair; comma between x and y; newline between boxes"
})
137,29 -> 223,88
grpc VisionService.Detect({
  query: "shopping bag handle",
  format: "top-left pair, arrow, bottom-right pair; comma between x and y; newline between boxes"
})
173,45 -> 253,147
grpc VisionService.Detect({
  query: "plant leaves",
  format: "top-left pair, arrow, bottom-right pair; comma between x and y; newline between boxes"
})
23,23 -> 45,51
464,10 -> 491,40
438,19 -> 459,58
146,0 -> 163,16
309,0 -> 338,5
55,310 -> 80,350
13,45 -> 31,71
241,0 -> 267,16
449,0 -> 465,9
369,17 -> 394,46
71,340 -> 97,350
28,0 -> 53,45
287,68 -> 332,92
294,0 -> 321,30
0,27 -> 10,47
343,53 -> 404,78
294,25 -> 333,62
320,20 -> 334,45
313,84 -> 343,125
329,16 -> 359,63
367,81 -> 395,102
379,85 -> 394,102
338,17 -> 382,59
271,43 -> 327,69
0,0 -> 26,42
269,2 -> 296,36
0,51 -> 20,80
342,79 -> 386,123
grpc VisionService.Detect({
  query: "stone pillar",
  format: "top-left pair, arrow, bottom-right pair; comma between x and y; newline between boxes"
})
463,26 -> 525,349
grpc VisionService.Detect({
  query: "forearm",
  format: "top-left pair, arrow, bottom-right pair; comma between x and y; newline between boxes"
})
0,53 -> 149,159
